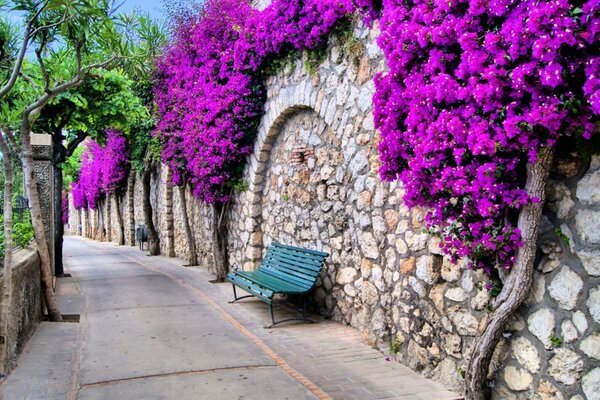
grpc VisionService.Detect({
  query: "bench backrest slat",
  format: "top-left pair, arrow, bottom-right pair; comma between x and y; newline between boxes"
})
257,242 -> 328,288
263,255 -> 321,277
266,251 -> 323,273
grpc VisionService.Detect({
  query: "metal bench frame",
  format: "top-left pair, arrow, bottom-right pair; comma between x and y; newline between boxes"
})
227,242 -> 328,328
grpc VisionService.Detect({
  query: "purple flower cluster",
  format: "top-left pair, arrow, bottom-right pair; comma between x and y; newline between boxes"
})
71,130 -> 130,209
374,0 -> 599,271
61,195 -> 69,225
154,0 -> 365,203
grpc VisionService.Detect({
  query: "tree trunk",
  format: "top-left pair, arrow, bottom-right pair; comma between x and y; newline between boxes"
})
165,169 -> 175,257
115,195 -> 125,245
211,202 -> 229,282
179,182 -> 198,266
0,134 -> 15,373
85,208 -> 90,238
142,168 -> 160,256
465,149 -> 555,400
52,164 -> 64,276
78,208 -> 82,236
20,132 -> 62,322
127,174 -> 135,246
106,195 -> 112,242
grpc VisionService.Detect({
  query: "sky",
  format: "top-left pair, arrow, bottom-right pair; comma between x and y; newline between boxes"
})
116,0 -> 166,20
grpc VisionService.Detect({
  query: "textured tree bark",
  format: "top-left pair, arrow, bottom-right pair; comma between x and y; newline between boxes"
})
85,208 -> 91,238
52,164 -> 64,276
115,195 -> 125,245
0,133 -> 15,373
97,200 -> 105,241
127,174 -> 135,246
20,131 -> 62,321
106,196 -> 112,242
142,168 -> 160,256
179,182 -> 198,266
165,169 -> 175,257
465,148 -> 555,400
211,202 -> 229,282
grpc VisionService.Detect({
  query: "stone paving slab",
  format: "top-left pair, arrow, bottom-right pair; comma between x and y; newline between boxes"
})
3,322 -> 79,400
75,237 -> 460,400
5,237 -> 461,400
78,367 -> 316,400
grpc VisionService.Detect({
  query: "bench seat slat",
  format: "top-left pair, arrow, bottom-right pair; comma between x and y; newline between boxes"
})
226,273 -> 274,303
258,267 -> 314,290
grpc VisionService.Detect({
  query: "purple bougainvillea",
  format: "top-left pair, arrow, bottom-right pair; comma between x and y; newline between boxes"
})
374,0 -> 599,271
154,0 -> 364,203
61,194 -> 69,225
154,0 -> 599,272
71,130 -> 130,209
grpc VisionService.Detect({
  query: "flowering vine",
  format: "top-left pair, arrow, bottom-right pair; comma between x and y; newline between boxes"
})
154,0 -> 369,203
374,0 -> 599,272
71,130 -> 130,209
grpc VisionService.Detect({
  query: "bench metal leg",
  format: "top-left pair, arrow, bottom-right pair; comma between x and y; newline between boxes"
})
263,297 -> 318,329
228,284 -> 255,303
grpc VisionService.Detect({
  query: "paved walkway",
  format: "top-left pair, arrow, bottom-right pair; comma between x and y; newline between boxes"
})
4,236 -> 460,400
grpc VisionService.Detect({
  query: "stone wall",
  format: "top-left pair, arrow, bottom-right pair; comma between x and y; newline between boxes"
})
0,246 -> 43,374
66,18 -> 600,399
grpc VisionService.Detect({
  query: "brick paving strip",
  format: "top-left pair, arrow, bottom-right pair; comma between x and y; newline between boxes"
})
4,237 -> 461,400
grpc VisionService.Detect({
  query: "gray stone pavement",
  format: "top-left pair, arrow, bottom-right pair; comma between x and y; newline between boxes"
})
4,236 -> 460,400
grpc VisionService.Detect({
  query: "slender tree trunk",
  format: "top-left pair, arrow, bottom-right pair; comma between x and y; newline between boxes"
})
20,132 -> 62,321
179,182 -> 198,266
211,202 -> 228,282
106,195 -> 112,242
127,174 -> 135,246
52,164 -> 64,276
115,195 -> 125,245
51,131 -> 67,277
165,169 -> 175,257
84,209 -> 89,238
0,134 -> 15,374
142,168 -> 160,255
78,208 -> 82,236
97,200 -> 105,241
465,149 -> 555,400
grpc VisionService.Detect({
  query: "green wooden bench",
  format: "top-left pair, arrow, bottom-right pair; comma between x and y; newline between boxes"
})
227,242 -> 329,328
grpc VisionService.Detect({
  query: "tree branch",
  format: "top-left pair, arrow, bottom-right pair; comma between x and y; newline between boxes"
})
0,0 -> 52,99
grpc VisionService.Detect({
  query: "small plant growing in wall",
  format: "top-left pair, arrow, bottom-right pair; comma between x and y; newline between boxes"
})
388,336 -> 401,354
549,334 -> 563,349
554,227 -> 570,246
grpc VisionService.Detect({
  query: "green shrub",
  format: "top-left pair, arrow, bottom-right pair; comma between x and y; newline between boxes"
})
0,211 -> 34,259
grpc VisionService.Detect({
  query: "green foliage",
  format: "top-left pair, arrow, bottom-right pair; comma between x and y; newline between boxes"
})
0,210 -> 34,258
332,16 -> 364,64
129,116 -> 158,173
549,334 -> 562,348
228,178 -> 249,193
388,336 -> 401,354
36,69 -> 148,137
554,227 -> 570,246
304,44 -> 328,75
62,145 -> 83,188
489,282 -> 503,298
